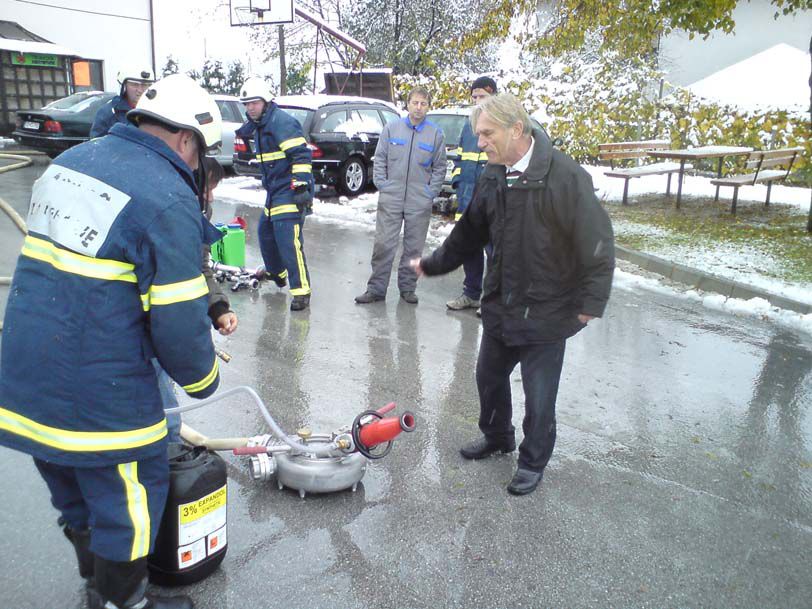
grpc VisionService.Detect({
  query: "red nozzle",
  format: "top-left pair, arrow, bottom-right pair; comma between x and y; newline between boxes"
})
358,411 -> 416,449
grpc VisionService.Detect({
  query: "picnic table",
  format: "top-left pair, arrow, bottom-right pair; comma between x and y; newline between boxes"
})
647,145 -> 753,208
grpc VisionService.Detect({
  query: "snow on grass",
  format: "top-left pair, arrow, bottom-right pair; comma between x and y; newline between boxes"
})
585,164 -> 812,307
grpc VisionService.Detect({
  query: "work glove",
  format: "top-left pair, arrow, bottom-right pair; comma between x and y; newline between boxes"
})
291,179 -> 312,209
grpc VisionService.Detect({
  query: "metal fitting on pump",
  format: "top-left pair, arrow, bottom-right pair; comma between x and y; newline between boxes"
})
246,434 -> 275,481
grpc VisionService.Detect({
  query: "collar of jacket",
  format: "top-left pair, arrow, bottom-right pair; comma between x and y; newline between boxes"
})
402,115 -> 428,133
108,122 -> 198,194
257,101 -> 278,126
113,95 -> 133,113
481,128 -> 552,186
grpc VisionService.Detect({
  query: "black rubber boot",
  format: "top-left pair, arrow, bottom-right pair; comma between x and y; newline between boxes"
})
60,520 -> 94,579
88,556 -> 194,609
290,294 -> 310,311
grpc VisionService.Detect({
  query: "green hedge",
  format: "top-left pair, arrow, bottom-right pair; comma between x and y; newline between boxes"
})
394,63 -> 811,186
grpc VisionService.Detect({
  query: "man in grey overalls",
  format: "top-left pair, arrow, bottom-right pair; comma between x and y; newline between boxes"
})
355,86 -> 446,305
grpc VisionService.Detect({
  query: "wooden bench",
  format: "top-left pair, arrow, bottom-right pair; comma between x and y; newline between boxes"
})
711,147 -> 804,214
598,140 -> 692,205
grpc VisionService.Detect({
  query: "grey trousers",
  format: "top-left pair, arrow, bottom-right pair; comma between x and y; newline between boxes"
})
366,202 -> 432,296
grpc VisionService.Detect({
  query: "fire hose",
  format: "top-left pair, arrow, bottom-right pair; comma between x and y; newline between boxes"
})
0,150 -> 45,331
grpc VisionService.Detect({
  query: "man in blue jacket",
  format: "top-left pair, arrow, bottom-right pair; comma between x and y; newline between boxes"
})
0,74 -> 223,609
236,76 -> 314,311
446,76 -> 497,313
90,66 -> 154,138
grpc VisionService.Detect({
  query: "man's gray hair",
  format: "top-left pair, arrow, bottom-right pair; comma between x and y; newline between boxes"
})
470,93 -> 532,135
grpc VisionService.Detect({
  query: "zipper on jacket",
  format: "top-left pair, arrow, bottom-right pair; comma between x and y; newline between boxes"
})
405,125 -> 416,197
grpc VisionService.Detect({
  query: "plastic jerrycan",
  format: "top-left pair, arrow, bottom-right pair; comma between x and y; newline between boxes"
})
148,444 -> 228,586
222,223 -> 246,267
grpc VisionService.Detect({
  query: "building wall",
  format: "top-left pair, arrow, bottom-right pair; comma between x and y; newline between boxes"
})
659,2 -> 811,86
0,0 -> 153,91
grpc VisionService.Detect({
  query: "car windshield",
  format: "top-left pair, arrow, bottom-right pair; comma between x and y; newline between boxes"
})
278,107 -> 313,129
333,110 -> 383,137
43,93 -> 106,113
430,114 -> 467,148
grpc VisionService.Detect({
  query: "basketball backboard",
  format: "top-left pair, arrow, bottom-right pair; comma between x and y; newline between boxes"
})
229,0 -> 294,27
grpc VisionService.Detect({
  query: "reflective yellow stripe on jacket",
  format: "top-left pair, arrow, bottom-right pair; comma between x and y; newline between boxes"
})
0,406 -> 167,452
460,151 -> 487,162
265,205 -> 300,217
291,164 -> 312,174
21,236 -> 137,283
256,151 -> 285,162
141,275 -> 208,311
279,137 -> 306,151
182,358 -> 219,394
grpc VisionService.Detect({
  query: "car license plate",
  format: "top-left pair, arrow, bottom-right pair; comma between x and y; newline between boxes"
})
24,121 -> 40,130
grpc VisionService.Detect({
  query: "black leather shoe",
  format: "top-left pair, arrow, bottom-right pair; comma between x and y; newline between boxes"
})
507,468 -> 543,495
355,291 -> 385,304
290,295 -> 310,311
400,291 -> 418,304
459,437 -> 516,460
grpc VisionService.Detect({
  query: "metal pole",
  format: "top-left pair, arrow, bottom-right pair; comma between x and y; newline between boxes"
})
278,24 -> 287,95
313,28 -> 320,94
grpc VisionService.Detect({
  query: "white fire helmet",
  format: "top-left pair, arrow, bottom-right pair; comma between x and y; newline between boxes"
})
117,67 -> 155,86
127,74 -> 222,151
239,76 -> 273,104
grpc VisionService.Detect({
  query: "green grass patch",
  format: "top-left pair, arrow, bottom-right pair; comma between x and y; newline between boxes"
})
606,193 -> 812,284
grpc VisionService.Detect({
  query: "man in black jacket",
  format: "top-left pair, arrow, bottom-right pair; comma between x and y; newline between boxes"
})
413,93 -> 614,495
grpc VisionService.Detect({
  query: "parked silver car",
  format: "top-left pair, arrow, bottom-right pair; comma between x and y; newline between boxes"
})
209,94 -> 246,168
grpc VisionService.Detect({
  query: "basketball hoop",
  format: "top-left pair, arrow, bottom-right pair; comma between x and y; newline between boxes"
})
229,0 -> 294,27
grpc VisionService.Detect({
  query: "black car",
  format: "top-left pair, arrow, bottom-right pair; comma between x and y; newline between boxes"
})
12,91 -> 116,157
233,95 -> 401,196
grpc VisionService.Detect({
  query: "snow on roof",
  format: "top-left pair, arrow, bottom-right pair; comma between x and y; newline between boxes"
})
276,94 -> 398,113
686,43 -> 811,114
0,38 -> 81,57
428,107 -> 471,116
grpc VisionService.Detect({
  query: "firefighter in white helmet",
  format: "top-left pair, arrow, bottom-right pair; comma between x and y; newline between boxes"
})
90,66 -> 155,138
236,75 -> 314,311
0,73 -> 223,609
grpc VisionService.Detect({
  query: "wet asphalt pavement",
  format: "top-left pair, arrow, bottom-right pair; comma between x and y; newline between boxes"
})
1,159 -> 811,609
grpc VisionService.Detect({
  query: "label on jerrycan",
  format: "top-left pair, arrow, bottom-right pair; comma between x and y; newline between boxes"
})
176,484 -> 227,568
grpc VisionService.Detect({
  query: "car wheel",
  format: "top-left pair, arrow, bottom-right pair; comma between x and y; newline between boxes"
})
338,158 -> 367,196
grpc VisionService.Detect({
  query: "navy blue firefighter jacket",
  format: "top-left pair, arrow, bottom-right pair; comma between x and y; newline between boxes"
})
451,120 -> 488,220
0,123 -> 222,467
235,101 -> 313,222
90,95 -> 132,138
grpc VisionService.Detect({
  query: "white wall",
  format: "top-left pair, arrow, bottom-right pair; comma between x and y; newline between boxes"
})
0,0 -> 153,91
660,2 -> 811,86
